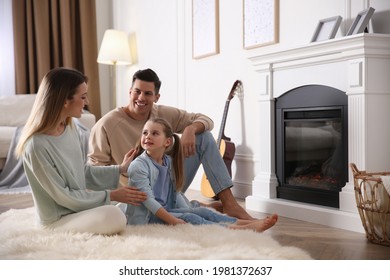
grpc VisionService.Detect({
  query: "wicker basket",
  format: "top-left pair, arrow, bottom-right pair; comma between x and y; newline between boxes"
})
350,163 -> 390,246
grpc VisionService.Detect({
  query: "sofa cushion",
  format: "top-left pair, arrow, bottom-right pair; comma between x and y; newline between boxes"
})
0,126 -> 16,158
78,110 -> 96,130
0,94 -> 37,127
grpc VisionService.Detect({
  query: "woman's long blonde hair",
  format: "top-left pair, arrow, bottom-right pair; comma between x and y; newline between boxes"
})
135,118 -> 185,191
15,67 -> 88,157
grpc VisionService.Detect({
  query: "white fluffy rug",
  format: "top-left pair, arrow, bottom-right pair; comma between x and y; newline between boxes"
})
0,207 -> 312,260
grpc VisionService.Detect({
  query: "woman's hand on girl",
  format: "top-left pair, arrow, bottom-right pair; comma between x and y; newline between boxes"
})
110,186 -> 147,205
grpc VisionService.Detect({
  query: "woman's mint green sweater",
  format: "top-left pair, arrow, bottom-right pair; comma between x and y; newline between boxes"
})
23,124 -> 120,226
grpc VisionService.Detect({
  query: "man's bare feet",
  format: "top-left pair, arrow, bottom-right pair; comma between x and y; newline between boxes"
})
217,188 -> 255,220
199,201 -> 223,213
223,204 -> 255,220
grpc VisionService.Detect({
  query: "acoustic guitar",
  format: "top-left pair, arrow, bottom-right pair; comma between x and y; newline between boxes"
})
200,80 -> 243,198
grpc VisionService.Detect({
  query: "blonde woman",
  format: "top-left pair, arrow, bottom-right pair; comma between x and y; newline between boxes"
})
16,67 -> 146,235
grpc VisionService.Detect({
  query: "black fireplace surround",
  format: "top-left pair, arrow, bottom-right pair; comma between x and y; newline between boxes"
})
275,85 -> 348,208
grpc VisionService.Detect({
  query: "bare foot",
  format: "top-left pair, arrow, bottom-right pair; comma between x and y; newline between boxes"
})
199,201 -> 223,213
255,214 -> 278,232
229,214 -> 278,232
223,204 -> 255,220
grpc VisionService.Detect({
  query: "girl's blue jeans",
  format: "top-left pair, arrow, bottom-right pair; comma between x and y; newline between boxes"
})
150,206 -> 237,226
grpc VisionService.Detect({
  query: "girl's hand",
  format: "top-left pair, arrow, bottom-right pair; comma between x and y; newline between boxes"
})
172,217 -> 187,225
155,208 -> 187,225
119,148 -> 138,174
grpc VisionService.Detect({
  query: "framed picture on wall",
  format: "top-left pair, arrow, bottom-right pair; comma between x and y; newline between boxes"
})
243,0 -> 279,49
192,0 -> 220,59
311,16 -> 343,42
346,7 -> 375,35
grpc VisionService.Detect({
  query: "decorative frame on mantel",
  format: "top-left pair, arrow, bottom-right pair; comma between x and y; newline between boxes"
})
192,0 -> 220,59
346,6 -> 375,35
243,0 -> 279,49
311,16 -> 343,42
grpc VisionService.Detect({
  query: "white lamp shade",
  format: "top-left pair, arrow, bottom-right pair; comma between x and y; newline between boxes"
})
97,29 -> 132,65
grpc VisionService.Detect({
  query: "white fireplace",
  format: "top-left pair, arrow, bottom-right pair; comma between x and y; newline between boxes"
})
246,33 -> 390,233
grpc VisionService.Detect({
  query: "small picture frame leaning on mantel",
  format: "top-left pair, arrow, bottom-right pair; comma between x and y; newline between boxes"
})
346,7 -> 375,35
311,16 -> 343,42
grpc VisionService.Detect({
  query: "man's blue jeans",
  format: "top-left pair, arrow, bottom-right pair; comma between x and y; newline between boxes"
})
182,131 -> 233,195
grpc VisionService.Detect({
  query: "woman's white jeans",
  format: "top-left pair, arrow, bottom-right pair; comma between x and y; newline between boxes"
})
46,205 -> 126,235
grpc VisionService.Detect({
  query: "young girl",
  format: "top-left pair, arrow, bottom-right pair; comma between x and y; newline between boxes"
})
126,118 -> 277,232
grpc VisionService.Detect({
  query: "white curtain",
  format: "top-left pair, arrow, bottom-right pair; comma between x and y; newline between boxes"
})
0,0 -> 15,97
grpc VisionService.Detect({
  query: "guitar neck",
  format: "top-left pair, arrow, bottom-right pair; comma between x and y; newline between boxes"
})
217,99 -> 231,147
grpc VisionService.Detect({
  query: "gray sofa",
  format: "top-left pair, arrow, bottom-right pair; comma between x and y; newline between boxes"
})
0,94 -> 96,191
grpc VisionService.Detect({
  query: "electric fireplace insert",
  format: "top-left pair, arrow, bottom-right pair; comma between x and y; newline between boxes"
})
275,85 -> 348,208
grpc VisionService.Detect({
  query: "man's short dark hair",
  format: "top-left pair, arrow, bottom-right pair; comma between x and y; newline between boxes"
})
132,68 -> 162,94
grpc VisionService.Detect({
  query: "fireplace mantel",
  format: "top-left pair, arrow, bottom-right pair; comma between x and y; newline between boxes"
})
246,33 -> 390,233
249,33 -> 390,71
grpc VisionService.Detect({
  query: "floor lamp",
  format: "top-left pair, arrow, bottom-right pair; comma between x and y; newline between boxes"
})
97,29 -> 132,109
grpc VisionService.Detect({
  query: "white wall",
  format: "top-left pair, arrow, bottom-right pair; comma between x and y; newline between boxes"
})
96,0 -> 113,115
96,0 -> 390,194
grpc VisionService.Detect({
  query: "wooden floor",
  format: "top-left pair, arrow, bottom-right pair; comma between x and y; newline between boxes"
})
1,190 -> 389,260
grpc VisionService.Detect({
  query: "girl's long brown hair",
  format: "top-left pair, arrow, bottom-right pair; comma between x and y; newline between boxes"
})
135,118 -> 184,191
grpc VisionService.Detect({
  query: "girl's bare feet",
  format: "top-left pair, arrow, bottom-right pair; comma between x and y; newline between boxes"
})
229,214 -> 278,232
255,214 -> 278,232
